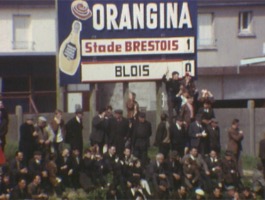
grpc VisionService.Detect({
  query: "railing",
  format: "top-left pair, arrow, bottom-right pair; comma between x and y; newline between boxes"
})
0,90 -> 56,114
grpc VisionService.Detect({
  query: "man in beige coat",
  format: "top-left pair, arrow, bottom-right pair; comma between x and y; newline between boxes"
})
227,119 -> 244,162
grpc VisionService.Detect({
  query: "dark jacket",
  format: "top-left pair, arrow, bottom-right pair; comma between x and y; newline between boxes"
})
132,120 -> 152,149
188,121 -> 204,148
259,138 -> 265,160
207,124 -> 221,153
65,116 -> 83,154
90,115 -> 107,144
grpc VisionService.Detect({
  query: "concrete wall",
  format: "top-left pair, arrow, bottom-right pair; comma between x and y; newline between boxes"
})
0,7 -> 56,53
198,6 -> 265,67
6,107 -> 265,156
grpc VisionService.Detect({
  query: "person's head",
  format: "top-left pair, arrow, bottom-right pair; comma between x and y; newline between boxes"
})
2,174 -> 10,184
242,187 -> 251,197
18,178 -> 27,189
156,153 -> 164,164
37,116 -> 47,127
124,148 -> 131,157
225,151 -> 233,161
15,151 -> 23,161
26,116 -> 34,125
190,148 -> 198,157
226,186 -> 236,197
232,119 -> 239,129
160,113 -> 168,122
62,148 -> 70,157
210,118 -> 218,128
135,159 -> 141,168
195,189 -> 205,200
138,112 -> 146,123
75,108 -> 83,119
54,109 -> 63,119
34,151 -> 42,161
172,71 -> 179,80
106,105 -> 113,114
33,175 -> 41,185
114,109 -> 123,120
129,92 -> 136,100
109,146 -> 116,156
98,107 -> 106,116
84,149 -> 92,158
209,150 -> 217,159
203,101 -> 211,109
213,186 -> 222,198
72,148 -> 80,156
178,186 -> 187,196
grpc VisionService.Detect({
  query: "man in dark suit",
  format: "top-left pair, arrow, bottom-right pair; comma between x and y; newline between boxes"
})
70,148 -> 82,189
148,153 -> 170,199
10,178 -> 29,200
0,101 -> 8,152
90,108 -> 107,153
197,101 -> 215,128
170,117 -> 187,157
28,151 -> 48,181
132,112 -> 152,167
109,110 -> 130,158
188,115 -> 209,155
9,151 -> 28,186
65,108 -> 83,157
19,116 -> 38,165
221,151 -> 240,187
154,113 -> 171,158
207,119 -> 221,154
226,119 -> 244,162
56,148 -> 73,188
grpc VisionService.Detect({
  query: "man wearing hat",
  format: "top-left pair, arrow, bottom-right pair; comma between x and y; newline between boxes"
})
19,116 -> 38,165
132,112 -> 152,167
162,70 -> 181,119
65,108 -> 84,157
207,118 -> 221,154
194,188 -> 205,200
35,116 -> 54,159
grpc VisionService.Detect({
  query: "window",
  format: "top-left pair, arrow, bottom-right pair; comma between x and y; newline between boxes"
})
13,15 -> 32,49
238,11 -> 254,36
198,13 -> 215,48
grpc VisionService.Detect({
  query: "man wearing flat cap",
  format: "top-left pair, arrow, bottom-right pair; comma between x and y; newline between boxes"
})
65,108 -> 84,157
35,116 -> 54,159
132,112 -> 152,167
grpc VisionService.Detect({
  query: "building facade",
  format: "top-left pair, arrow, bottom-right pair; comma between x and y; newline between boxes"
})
0,0 -> 265,113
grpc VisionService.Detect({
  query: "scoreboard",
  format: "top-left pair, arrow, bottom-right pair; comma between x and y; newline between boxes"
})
58,0 -> 197,84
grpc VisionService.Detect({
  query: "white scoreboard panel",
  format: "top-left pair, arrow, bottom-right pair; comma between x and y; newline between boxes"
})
81,59 -> 195,82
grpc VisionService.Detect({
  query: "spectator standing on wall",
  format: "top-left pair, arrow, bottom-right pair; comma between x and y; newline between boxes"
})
162,70 -> 181,119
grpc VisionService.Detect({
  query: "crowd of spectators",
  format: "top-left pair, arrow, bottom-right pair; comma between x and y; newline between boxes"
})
0,71 -> 263,199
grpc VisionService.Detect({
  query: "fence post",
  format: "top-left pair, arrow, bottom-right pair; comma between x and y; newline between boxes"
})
15,105 -> 23,140
248,100 -> 255,156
